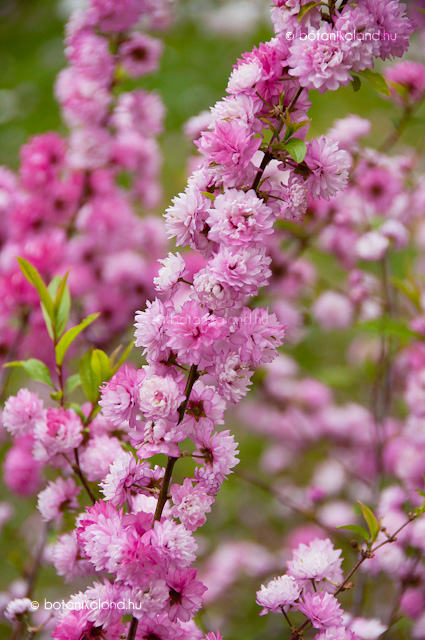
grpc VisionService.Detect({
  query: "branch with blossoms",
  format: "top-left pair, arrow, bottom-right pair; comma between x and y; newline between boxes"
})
1,0 -> 423,640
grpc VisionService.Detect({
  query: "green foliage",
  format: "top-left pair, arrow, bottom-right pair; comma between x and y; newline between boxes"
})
358,69 -> 391,96
4,358 -> 55,388
55,313 -> 100,366
284,138 -> 307,163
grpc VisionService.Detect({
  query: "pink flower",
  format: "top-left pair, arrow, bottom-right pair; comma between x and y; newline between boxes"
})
113,90 -> 165,137
181,380 -> 226,434
4,436 -> 43,496
100,451 -> 163,507
298,591 -> 344,629
209,245 -> 272,301
170,478 -> 215,531
228,307 -> 285,367
227,60 -> 263,94
256,575 -> 301,614
50,532 -> 93,583
19,132 -> 66,192
355,231 -> 389,262
119,33 -> 163,77
76,501 -> 124,572
304,137 -> 351,201
4,598 -> 33,622
312,292 -> 353,331
79,435 -> 123,481
134,298 -> 172,364
165,185 -> 211,251
165,300 -> 228,366
37,477 -> 80,523
138,374 -> 185,420
154,252 -> 188,296
288,25 -> 352,93
150,519 -> 198,570
315,627 -> 359,640
386,61 -> 425,105
193,428 -> 240,484
207,189 -> 275,246
99,366 -> 145,428
287,538 -> 343,587
2,389 -> 44,437
33,407 -> 83,461
167,568 -> 207,622
196,120 -> 261,187
213,351 -> 253,403
90,0 -> 143,32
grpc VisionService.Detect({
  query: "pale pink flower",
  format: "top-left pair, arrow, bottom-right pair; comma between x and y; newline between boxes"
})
256,575 -> 301,614
37,477 -> 80,523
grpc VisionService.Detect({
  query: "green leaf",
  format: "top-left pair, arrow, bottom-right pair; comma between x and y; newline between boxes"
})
337,524 -> 371,543
358,69 -> 391,96
65,373 -> 82,396
358,318 -> 420,342
111,341 -> 134,375
17,257 -> 54,321
80,349 -> 99,404
55,313 -> 100,366
284,138 -> 307,163
91,349 -> 110,386
53,271 -> 71,337
351,74 -> 361,92
201,191 -> 216,201
4,358 -> 55,388
297,1 -> 324,21
50,390 -> 63,403
357,501 -> 380,542
392,278 -> 421,311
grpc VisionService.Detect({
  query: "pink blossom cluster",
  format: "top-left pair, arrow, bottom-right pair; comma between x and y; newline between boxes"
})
0,0 -> 172,363
1,1 -> 422,640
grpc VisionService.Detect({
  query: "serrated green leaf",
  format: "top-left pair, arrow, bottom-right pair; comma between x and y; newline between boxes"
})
284,138 -> 307,163
358,501 -> 380,542
358,68 -> 391,96
80,349 -> 99,404
337,524 -> 371,543
17,257 -> 54,320
297,1 -> 324,21
55,313 -> 100,366
351,74 -> 361,92
4,358 -> 55,388
65,373 -> 82,396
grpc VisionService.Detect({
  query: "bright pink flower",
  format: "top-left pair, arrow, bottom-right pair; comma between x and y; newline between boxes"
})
99,366 -> 145,427
167,568 -> 207,622
170,478 -> 215,531
195,120 -> 261,187
33,407 -> 83,461
150,519 -> 198,571
134,298 -> 172,364
100,451 -> 163,507
4,436 -> 43,496
79,434 -> 123,481
193,428 -> 239,484
207,189 -> 275,246
50,531 -> 93,583
113,90 -> 165,137
209,245 -> 272,301
165,300 -> 228,366
37,477 -> 80,523
212,351 -> 253,403
165,185 -> 211,251
2,389 -> 44,437
76,501 -> 124,572
228,307 -> 285,367
386,61 -> 425,105
119,33 -> 163,77
304,137 -> 350,201
298,591 -> 344,629
288,25 -> 352,93
19,132 -> 66,192
181,380 -> 226,434
138,374 -> 185,420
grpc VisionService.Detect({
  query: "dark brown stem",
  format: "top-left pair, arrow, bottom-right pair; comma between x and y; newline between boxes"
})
251,86 -> 304,192
73,449 -> 96,504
